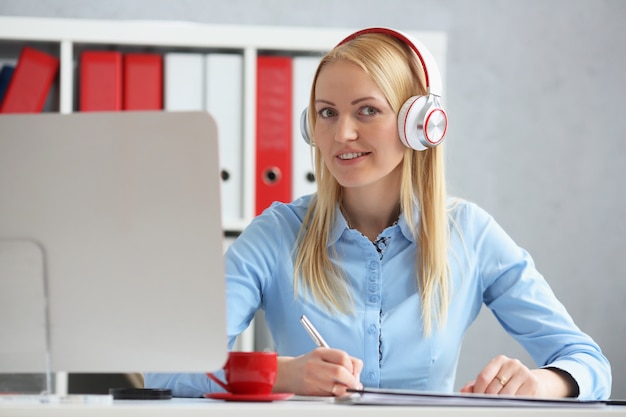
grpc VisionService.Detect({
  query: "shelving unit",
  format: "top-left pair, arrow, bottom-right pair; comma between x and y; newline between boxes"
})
0,16 -> 447,232
0,16 -> 447,395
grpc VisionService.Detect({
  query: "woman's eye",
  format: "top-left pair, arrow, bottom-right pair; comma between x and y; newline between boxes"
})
318,108 -> 337,118
359,106 -> 379,116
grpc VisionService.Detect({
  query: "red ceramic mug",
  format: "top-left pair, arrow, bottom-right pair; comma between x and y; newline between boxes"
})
207,351 -> 277,395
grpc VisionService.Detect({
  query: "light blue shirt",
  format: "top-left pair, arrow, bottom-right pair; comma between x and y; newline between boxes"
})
145,195 -> 611,400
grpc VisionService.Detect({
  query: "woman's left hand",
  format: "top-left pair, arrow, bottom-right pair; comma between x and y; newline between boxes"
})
460,354 -> 577,398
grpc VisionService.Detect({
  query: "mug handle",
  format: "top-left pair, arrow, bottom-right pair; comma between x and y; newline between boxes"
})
206,372 -> 231,392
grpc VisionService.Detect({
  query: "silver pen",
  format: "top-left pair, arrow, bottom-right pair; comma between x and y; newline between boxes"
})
300,314 -> 330,348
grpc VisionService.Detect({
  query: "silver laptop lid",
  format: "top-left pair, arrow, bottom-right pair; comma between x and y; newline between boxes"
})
0,111 -> 227,373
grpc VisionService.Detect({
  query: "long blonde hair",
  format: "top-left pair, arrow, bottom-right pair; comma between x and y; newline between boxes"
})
293,32 -> 450,335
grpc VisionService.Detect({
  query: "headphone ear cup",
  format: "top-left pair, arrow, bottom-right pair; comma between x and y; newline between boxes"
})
398,95 -> 448,150
300,108 -> 312,144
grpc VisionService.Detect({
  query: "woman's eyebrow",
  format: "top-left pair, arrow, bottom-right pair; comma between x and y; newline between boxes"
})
314,99 -> 334,106
351,96 -> 377,105
314,96 -> 379,106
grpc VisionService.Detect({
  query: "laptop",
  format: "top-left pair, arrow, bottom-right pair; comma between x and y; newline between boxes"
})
0,111 -> 227,374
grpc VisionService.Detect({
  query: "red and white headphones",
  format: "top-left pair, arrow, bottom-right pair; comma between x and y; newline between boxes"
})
300,27 -> 448,151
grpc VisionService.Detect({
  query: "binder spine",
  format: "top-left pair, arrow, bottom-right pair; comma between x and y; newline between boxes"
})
255,55 -> 293,215
205,53 -> 244,224
0,47 -> 59,113
164,53 -> 205,111
292,56 -> 320,200
79,50 -> 123,112
0,64 -> 15,107
123,53 -> 163,110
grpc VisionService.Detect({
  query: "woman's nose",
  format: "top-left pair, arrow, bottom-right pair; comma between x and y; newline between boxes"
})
334,116 -> 358,142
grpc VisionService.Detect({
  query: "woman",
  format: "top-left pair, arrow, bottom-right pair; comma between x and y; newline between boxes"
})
145,28 -> 611,400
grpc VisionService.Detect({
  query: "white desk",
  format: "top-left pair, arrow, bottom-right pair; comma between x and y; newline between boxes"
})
0,398 -> 625,417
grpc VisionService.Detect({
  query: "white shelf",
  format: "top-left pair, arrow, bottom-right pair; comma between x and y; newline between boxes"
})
0,16 -> 447,232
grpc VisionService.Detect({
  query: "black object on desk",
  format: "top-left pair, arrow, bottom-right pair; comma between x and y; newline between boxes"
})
109,388 -> 172,400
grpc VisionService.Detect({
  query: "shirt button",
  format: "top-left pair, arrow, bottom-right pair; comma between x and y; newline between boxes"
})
369,295 -> 380,303
368,274 -> 377,282
369,261 -> 377,270
367,372 -> 375,381
368,284 -> 378,293
368,324 -> 377,334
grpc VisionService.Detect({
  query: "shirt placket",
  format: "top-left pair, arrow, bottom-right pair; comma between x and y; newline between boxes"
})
363,257 -> 382,387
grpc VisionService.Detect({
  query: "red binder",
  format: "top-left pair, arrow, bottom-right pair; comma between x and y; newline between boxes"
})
123,53 -> 163,110
255,55 -> 293,215
79,50 -> 122,111
0,47 -> 59,113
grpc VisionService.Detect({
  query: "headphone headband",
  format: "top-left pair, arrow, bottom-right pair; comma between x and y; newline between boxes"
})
300,27 -> 448,150
336,27 -> 443,97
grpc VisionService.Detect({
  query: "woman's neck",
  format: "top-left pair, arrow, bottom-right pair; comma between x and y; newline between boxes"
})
341,184 -> 401,242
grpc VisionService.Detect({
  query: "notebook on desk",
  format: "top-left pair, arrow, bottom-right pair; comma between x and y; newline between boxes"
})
339,387 -> 608,408
0,111 -> 228,374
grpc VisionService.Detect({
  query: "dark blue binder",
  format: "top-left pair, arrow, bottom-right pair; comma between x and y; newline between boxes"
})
0,65 -> 15,107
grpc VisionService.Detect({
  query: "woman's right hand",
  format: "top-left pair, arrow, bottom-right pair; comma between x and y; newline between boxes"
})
273,348 -> 363,396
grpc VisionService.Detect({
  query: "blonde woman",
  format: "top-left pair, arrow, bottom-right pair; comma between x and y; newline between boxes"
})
145,28 -> 611,400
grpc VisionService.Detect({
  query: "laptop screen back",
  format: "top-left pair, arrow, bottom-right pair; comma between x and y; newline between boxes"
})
0,111 -> 227,373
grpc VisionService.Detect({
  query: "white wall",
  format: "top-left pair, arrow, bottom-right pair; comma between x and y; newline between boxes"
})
1,0 -> 624,398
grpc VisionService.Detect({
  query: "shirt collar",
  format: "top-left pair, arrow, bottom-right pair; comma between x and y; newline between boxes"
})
328,203 -> 349,246
397,209 -> 418,243
327,203 -> 418,247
